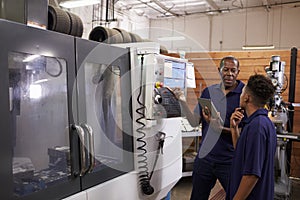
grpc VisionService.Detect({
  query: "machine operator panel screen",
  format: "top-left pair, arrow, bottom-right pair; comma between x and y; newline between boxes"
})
163,59 -> 186,89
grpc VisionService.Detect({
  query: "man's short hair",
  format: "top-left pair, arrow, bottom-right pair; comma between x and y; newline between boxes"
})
219,56 -> 240,69
246,74 -> 275,106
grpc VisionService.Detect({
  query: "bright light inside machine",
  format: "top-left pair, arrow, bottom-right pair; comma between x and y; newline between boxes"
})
29,84 -> 42,99
34,79 -> 49,84
23,55 -> 41,62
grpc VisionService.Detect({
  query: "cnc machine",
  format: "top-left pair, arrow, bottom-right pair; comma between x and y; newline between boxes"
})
266,55 -> 292,199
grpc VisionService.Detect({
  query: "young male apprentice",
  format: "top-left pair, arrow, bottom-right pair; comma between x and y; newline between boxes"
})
172,56 -> 244,200
227,74 -> 276,200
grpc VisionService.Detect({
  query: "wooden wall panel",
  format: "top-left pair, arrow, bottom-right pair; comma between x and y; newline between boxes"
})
185,49 -> 300,177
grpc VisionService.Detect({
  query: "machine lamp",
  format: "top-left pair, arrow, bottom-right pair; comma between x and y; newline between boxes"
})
29,84 -> 42,99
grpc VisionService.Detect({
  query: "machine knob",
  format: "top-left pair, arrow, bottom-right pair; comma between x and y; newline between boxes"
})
154,94 -> 162,104
155,82 -> 163,88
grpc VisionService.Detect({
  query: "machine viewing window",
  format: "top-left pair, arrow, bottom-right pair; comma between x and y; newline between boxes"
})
83,63 -> 124,172
9,52 -> 70,197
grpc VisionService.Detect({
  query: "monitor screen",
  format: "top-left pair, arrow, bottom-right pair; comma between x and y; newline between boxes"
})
163,59 -> 186,89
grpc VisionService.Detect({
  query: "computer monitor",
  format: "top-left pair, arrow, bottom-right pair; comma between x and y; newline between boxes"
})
163,59 -> 186,89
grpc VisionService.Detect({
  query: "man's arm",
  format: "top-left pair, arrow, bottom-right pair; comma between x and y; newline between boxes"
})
171,87 -> 229,131
171,87 -> 227,130
233,175 -> 259,200
170,87 -> 201,127
230,126 -> 240,149
178,99 -> 201,127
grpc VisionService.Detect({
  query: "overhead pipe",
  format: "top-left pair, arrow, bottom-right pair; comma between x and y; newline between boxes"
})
151,0 -> 181,17
103,0 -> 116,23
112,0 -> 115,20
115,0 -> 300,18
106,0 -> 109,22
205,0 -> 220,11
136,0 -> 170,16
100,0 -> 104,23
170,0 -> 300,17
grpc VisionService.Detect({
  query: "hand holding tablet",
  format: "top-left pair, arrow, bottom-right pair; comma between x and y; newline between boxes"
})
198,98 -> 224,125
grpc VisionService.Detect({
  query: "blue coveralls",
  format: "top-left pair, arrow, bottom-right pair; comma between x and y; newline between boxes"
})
226,109 -> 276,200
190,80 -> 244,200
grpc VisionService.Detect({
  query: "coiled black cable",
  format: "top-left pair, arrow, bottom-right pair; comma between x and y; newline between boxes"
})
136,55 -> 154,195
46,58 -> 63,77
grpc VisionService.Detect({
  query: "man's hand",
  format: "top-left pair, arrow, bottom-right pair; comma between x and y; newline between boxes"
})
169,87 -> 186,102
230,108 -> 244,129
203,106 -> 223,132
230,108 -> 244,148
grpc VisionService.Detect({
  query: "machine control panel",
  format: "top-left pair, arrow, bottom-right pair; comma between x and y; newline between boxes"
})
143,54 -> 187,119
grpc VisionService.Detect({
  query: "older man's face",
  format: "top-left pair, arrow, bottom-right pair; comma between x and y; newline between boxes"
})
219,59 -> 240,89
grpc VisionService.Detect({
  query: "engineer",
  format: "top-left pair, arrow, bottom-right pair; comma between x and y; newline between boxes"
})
172,56 -> 244,200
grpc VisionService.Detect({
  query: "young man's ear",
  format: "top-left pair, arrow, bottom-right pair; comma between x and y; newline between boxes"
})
243,93 -> 250,103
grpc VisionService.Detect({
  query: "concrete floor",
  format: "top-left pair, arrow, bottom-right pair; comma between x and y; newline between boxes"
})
168,176 -> 300,200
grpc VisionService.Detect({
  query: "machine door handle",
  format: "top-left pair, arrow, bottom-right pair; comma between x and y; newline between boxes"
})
81,123 -> 95,173
73,124 -> 87,176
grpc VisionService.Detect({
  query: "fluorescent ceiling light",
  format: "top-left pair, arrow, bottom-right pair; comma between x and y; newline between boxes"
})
157,36 -> 186,41
242,45 -> 275,50
59,0 -> 100,8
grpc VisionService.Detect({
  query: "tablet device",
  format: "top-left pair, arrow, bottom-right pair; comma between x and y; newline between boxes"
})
198,98 -> 224,124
